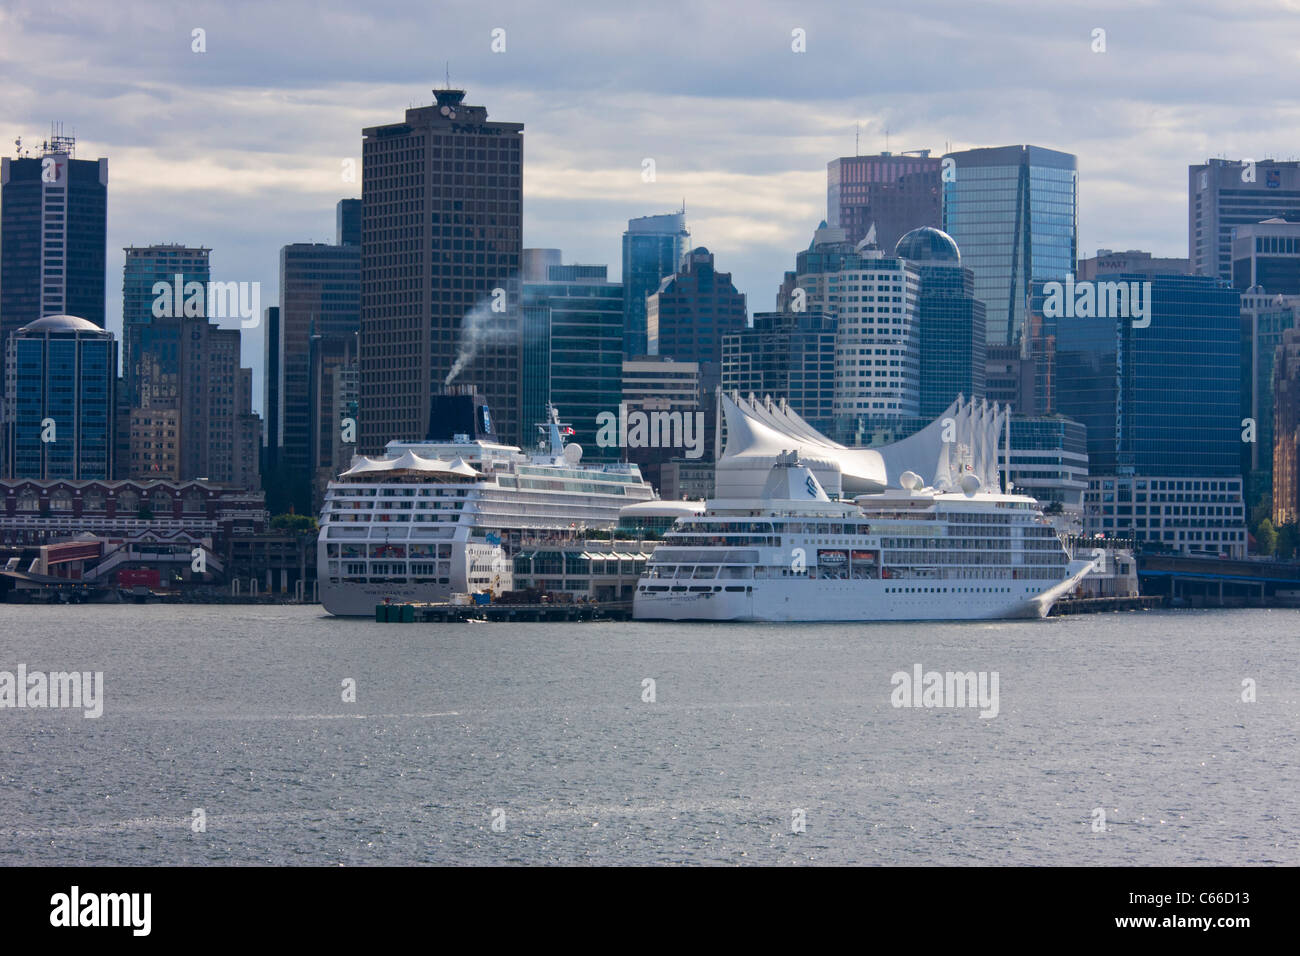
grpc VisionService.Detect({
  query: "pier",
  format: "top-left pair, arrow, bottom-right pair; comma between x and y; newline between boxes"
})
1049,595 -> 1165,616
374,600 -> 634,623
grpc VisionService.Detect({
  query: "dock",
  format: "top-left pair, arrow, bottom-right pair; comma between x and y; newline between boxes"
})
375,601 -> 634,623
1049,595 -> 1165,615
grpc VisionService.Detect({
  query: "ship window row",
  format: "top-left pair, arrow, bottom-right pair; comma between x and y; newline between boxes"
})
884,586 -> 1017,594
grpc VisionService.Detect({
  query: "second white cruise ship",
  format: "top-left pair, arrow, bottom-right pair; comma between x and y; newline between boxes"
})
633,394 -> 1095,622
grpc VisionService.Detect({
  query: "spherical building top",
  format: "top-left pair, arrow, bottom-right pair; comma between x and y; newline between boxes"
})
894,226 -> 961,264
18,314 -> 108,336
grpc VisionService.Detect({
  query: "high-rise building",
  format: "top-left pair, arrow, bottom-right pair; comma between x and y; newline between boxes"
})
522,262 -> 624,461
645,247 -> 747,396
721,310 -> 837,435
129,313 -> 260,489
622,211 -> 689,357
262,305 -> 281,466
1231,219 -> 1300,294
3,315 -> 115,480
942,145 -> 1077,347
121,245 -> 211,401
1241,289 -> 1299,503
0,134 -> 108,404
828,151 -> 941,250
522,248 -> 562,281
1273,327 -> 1300,526
278,240 -> 359,509
621,357 -> 702,490
360,88 -> 523,452
335,198 -> 360,248
779,222 -> 920,420
1189,159 -> 1300,281
1077,249 -> 1189,280
309,331 -> 358,510
1045,272 -> 1245,555
895,226 -> 987,417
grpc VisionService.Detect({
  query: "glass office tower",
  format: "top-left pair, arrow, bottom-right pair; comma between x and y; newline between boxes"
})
622,211 -> 689,358
942,145 -> 1077,347
3,315 -> 115,479
1048,273 -> 1241,477
895,226 -> 987,417
522,264 -> 624,461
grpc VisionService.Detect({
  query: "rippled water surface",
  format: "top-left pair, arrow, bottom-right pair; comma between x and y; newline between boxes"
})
0,604 -> 1296,865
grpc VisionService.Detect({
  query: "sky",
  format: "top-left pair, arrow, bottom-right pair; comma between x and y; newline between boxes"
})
3,0 -> 1299,415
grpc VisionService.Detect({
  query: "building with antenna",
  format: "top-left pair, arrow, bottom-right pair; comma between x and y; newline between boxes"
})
1,128 -> 108,402
359,87 -> 523,453
827,151 -> 941,251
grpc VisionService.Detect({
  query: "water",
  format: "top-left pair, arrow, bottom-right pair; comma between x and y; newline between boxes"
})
0,604 -> 1296,865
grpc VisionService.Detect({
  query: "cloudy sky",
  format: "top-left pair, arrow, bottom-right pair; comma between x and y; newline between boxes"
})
3,0 -> 1298,413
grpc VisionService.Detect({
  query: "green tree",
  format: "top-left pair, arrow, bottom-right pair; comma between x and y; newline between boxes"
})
1276,523 -> 1299,560
1256,518 -> 1278,556
271,513 -> 318,533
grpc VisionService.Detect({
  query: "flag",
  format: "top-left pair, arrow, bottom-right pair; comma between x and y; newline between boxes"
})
561,426 -> 575,435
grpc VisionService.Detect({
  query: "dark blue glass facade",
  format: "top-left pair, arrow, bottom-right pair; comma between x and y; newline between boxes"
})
721,311 -> 837,435
1048,274 -> 1241,477
4,319 -> 115,480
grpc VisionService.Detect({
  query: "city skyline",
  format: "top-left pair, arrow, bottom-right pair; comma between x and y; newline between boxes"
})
5,0 -> 1300,415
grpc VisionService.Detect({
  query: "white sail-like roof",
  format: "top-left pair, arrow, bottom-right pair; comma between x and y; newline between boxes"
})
716,394 -> 887,498
717,392 -> 1010,499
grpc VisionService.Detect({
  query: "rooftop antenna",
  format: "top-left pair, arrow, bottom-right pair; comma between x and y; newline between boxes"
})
445,62 -> 450,89
855,122 -> 860,156
884,126 -> 891,153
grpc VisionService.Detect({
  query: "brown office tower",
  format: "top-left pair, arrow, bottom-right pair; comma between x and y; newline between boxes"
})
359,88 -> 523,453
827,152 -> 941,252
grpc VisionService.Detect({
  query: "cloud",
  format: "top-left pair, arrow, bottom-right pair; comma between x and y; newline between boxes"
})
2,0 -> 1297,414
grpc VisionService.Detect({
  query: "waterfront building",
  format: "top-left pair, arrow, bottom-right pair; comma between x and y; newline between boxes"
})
2,315 -> 115,481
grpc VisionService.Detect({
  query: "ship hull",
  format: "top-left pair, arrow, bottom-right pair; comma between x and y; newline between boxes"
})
633,562 -> 1093,623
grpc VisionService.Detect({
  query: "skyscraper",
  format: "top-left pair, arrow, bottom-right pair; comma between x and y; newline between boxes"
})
894,226 -> 987,417
335,198 -> 360,248
721,310 -> 838,435
622,211 -> 689,358
278,228 -> 360,510
828,151 -> 941,250
1189,159 -> 1300,281
0,133 -> 108,402
129,312 -> 261,489
1231,218 -> 1300,294
522,261 -> 624,461
779,222 -> 920,420
360,88 -> 523,452
942,145 -> 1077,347
121,245 -> 211,401
3,315 -> 115,480
645,247 -> 747,396
1046,272 -> 1245,555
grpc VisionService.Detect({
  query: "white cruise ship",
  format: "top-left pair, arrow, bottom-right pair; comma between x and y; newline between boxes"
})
633,394 -> 1094,622
318,395 -> 655,616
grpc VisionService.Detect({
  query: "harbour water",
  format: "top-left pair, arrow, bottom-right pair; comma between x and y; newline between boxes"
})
0,604 -> 1296,865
